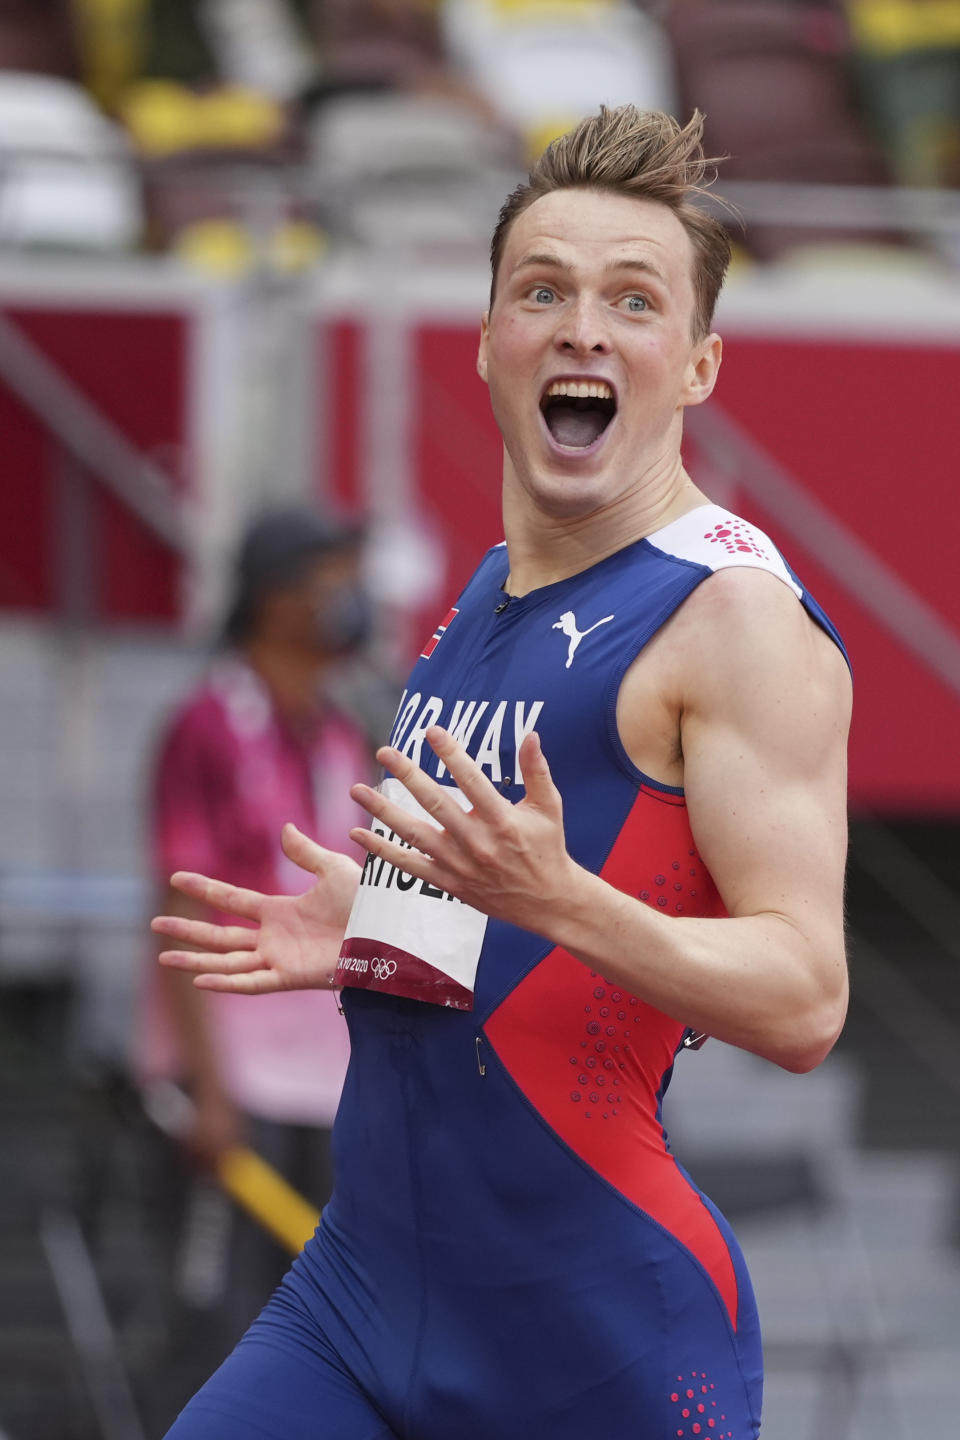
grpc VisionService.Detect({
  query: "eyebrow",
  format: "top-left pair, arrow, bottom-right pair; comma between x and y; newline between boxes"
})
512,252 -> 668,285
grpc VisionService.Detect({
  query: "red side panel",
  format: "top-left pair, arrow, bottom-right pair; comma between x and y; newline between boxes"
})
485,787 -> 741,1328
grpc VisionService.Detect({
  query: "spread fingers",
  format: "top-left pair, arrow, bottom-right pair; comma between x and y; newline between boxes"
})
169,871 -> 264,921
158,947 -> 264,976
151,915 -> 257,952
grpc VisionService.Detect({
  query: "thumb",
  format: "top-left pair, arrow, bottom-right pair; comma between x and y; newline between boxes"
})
517,732 -> 562,815
281,822 -> 333,875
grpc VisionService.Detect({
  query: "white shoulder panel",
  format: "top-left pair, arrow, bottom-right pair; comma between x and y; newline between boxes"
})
645,504 -> 802,600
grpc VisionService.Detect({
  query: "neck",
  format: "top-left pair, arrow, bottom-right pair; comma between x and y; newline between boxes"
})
242,639 -> 328,727
501,450 -> 709,596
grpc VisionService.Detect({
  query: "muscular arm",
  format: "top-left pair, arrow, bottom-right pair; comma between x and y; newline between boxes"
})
558,568 -> 851,1071
350,569 -> 852,1075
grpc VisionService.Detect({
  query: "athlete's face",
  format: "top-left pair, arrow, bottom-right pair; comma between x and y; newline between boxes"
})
477,189 -> 721,521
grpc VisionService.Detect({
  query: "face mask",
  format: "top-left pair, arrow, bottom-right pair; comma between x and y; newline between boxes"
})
314,584 -> 372,655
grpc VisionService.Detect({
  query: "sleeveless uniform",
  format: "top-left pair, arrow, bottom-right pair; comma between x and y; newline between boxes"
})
166,506 -> 847,1440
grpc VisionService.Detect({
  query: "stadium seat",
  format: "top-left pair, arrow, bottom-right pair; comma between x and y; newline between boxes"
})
442,0 -> 677,156
0,73 -> 141,250
307,91 -> 520,250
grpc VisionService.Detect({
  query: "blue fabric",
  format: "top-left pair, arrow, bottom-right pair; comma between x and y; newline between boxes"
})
167,1019 -> 763,1437
166,514 -> 845,1438
163,1290 -> 399,1438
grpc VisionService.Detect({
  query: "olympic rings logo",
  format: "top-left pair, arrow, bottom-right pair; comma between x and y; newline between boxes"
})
371,958 -> 397,981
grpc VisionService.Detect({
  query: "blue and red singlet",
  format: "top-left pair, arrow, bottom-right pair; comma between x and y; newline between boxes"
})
167,505 -> 847,1440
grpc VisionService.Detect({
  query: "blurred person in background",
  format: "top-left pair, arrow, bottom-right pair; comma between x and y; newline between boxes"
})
137,504 -> 372,1423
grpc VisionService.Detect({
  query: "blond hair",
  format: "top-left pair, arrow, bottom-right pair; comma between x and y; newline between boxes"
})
490,108 -> 731,339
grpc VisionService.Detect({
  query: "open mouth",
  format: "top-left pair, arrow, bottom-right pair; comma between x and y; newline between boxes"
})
540,379 -> 616,450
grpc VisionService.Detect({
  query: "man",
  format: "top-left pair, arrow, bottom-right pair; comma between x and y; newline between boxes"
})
153,107 -> 851,1439
139,507 -> 372,1419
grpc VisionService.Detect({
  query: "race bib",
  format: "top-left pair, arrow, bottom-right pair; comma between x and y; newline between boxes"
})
336,778 -> 488,1010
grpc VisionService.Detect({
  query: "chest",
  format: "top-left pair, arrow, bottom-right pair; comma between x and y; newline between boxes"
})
394,570 -> 686,803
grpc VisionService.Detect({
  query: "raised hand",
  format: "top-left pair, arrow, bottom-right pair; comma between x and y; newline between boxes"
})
349,726 -> 583,935
152,824 -> 361,993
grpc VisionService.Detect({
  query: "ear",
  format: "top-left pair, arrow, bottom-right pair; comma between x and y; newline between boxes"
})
476,311 -> 490,384
680,332 -> 722,409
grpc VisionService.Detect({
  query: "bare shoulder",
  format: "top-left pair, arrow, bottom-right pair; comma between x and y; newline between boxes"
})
619,566 -> 851,780
667,567 -> 852,802
679,563 -> 848,677
668,567 -> 851,970
677,567 -> 851,729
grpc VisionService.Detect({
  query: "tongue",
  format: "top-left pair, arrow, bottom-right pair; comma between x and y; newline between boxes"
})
545,404 -> 608,448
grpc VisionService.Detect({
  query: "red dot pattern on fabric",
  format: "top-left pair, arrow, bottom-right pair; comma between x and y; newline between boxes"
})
640,847 -> 714,916
703,516 -> 771,560
671,1371 -> 732,1439
483,787 -> 738,1330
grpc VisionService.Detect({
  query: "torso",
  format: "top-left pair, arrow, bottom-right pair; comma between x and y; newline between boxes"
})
336,503 -> 846,1016
299,505 -> 845,1439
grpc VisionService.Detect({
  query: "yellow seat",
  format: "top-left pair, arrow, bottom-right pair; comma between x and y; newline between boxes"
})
122,80 -> 284,157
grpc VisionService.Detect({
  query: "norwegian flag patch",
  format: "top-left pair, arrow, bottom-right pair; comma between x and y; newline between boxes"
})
420,607 -> 458,659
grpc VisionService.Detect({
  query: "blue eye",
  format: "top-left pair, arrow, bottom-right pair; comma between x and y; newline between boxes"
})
533,287 -> 555,304
626,295 -> 648,312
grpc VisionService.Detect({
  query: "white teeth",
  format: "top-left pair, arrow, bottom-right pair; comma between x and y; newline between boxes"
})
546,380 -> 613,401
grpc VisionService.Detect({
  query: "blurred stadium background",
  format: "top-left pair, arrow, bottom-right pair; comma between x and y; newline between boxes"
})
0,1 -> 959,1437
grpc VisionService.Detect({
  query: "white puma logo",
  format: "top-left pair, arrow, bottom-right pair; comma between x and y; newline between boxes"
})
552,609 -> 614,668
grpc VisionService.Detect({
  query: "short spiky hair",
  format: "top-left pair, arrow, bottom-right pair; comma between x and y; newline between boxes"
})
489,108 -> 731,339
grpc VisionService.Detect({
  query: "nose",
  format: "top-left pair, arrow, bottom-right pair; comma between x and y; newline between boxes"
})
554,295 -> 612,356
